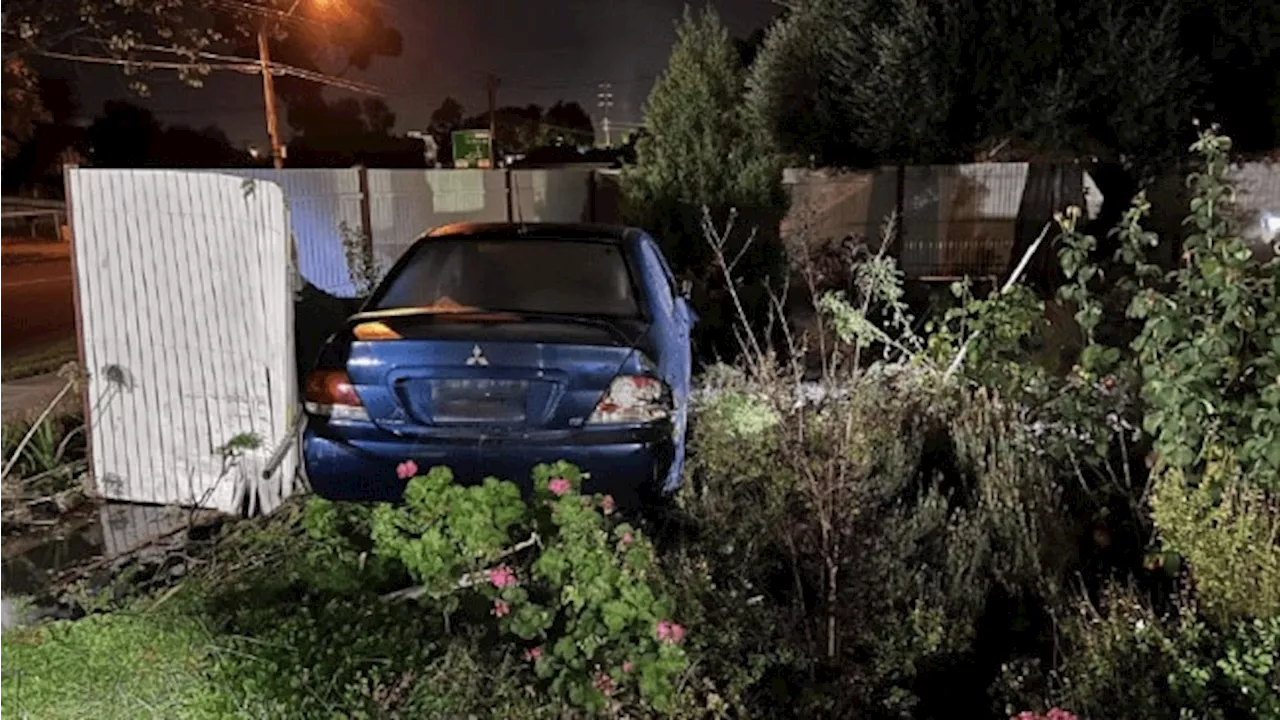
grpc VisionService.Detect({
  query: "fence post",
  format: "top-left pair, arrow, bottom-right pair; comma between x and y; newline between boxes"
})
356,165 -> 374,260
504,168 -> 515,222
61,163 -> 94,483
588,171 -> 598,222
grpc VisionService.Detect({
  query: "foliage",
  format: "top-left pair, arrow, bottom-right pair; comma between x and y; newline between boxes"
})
623,7 -> 785,364
369,462 -> 690,714
2,55 -> 46,158
339,220 -> 381,298
625,5 -> 780,214
1151,450 -> 1280,625
1126,131 -> 1280,488
1001,588 -> 1280,720
744,0 -> 1278,170
684,341 -> 1071,714
1,611 -> 224,719
1,412 -> 85,482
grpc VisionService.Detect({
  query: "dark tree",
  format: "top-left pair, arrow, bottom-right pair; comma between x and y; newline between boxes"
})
543,101 -> 595,147
428,96 -> 466,165
362,98 -> 396,137
3,0 -> 245,156
152,125 -> 246,167
84,101 -> 163,168
1,74 -> 81,194
746,0 -> 1280,173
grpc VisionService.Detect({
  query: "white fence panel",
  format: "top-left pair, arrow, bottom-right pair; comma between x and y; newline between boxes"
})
68,169 -> 296,515
510,169 -> 594,223
211,168 -> 364,297
367,169 -> 509,270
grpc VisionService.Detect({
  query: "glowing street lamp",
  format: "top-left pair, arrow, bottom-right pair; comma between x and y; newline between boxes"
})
256,0 -> 337,169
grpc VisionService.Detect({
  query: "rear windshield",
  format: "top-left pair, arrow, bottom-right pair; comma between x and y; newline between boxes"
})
372,239 -> 641,317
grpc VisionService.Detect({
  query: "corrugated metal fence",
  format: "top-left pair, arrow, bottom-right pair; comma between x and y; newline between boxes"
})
202,168 -> 599,297
67,169 -> 296,515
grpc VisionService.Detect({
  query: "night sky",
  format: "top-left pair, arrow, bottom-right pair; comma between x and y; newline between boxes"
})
55,0 -> 779,149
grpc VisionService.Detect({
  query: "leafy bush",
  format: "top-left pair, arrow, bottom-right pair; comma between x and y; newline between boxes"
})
684,356 -> 1070,714
1150,449 -> 1280,625
369,461 -> 690,715
985,127 -> 1280,720
1001,588 -> 1279,720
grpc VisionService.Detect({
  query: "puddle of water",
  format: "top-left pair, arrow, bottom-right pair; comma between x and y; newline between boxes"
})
2,502 -> 221,629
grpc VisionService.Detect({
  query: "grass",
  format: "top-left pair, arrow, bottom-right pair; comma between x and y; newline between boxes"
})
1,338 -> 79,383
1,610 -> 225,720
0,497 -> 553,718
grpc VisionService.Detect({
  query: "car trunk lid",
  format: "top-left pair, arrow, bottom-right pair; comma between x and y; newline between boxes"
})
342,311 -> 645,434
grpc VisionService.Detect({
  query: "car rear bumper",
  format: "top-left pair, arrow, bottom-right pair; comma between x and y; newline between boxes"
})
301,419 -> 675,508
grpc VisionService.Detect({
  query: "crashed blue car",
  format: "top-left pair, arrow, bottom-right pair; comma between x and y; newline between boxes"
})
301,222 -> 695,508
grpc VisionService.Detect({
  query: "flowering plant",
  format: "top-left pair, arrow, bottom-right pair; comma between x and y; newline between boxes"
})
369,460 -> 689,713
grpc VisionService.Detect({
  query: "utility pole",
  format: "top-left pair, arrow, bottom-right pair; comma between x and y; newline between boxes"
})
257,25 -> 285,169
485,73 -> 500,168
596,82 -> 614,146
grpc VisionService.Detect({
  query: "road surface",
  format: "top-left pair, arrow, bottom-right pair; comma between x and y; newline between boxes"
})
2,257 -> 76,361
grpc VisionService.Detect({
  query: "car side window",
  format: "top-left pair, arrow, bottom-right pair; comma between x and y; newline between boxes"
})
640,238 -> 675,317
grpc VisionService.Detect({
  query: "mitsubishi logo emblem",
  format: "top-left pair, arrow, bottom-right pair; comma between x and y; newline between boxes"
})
465,345 -> 489,366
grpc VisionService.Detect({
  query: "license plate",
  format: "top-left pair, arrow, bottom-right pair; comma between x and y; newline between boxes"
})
431,379 -> 528,422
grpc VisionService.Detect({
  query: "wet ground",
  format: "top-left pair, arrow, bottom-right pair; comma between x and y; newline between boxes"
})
2,501 -> 223,628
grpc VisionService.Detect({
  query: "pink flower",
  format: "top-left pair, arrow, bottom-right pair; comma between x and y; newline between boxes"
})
593,672 -> 615,695
524,646 -> 543,662
656,620 -> 686,645
395,459 -> 418,480
492,600 -> 511,618
621,532 -> 633,547
601,495 -> 616,515
622,661 -> 634,674
487,565 -> 518,589
548,477 -> 572,496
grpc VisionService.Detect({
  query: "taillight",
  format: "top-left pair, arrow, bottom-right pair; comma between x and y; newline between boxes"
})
352,321 -> 402,341
304,370 -> 369,420
587,375 -> 672,424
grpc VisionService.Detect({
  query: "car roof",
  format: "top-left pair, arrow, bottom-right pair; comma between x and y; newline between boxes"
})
423,222 -> 641,244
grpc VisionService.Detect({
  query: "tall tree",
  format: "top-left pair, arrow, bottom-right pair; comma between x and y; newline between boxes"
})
622,5 -> 784,362
746,0 -> 1275,173
627,5 -> 779,212
83,101 -> 163,168
543,101 -> 594,147
428,96 -> 465,165
362,98 -> 396,136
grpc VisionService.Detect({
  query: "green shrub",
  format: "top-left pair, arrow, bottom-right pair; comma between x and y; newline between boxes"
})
685,359 -> 1070,714
1001,588 -> 1280,720
1151,449 -> 1280,625
369,461 -> 690,715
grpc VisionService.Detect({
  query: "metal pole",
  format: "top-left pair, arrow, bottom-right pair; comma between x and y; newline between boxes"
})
486,73 -> 499,168
258,25 -> 285,170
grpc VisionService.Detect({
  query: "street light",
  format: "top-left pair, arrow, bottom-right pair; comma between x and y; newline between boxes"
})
256,0 -> 327,169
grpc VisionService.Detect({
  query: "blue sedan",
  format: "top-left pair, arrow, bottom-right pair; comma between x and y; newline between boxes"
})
301,222 -> 695,509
